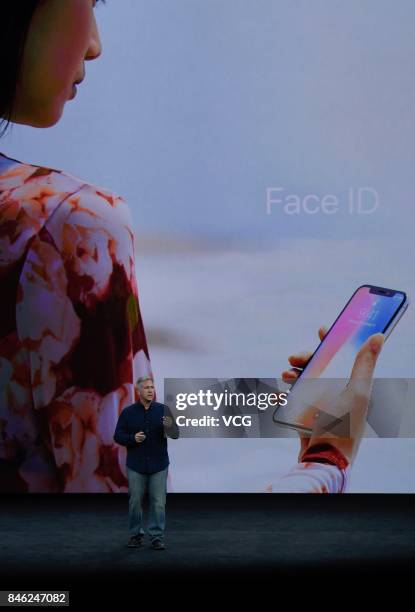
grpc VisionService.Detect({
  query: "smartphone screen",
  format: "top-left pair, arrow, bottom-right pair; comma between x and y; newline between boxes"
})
274,285 -> 407,430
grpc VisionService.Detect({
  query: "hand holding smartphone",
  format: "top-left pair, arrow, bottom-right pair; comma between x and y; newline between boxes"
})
274,285 -> 409,435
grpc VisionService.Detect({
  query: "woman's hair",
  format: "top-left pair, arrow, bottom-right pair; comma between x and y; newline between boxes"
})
0,1 -> 39,137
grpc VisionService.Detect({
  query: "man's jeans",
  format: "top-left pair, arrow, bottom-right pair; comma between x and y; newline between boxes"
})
127,467 -> 168,541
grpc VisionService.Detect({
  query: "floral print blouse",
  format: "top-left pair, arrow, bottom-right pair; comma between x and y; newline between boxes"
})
0,153 -> 153,492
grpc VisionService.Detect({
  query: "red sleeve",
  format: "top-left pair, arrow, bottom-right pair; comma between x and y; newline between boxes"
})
301,443 -> 349,471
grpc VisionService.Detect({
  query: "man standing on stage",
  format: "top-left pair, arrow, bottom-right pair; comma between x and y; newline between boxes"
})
114,377 -> 179,550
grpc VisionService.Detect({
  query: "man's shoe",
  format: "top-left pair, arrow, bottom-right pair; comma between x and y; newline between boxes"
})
151,538 -> 166,550
127,535 -> 143,548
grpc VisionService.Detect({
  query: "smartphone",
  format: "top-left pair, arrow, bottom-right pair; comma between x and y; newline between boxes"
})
273,285 -> 409,432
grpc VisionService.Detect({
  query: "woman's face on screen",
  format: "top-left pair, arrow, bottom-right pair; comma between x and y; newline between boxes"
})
11,0 -> 102,128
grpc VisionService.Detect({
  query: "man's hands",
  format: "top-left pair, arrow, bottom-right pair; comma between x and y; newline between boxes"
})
282,326 -> 385,464
134,431 -> 146,444
134,416 -> 173,444
163,416 -> 173,429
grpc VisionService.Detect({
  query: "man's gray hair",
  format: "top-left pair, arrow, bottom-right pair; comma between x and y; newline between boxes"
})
135,376 -> 154,389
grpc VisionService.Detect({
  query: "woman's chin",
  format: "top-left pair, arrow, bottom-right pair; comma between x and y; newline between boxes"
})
33,108 -> 64,128
11,105 -> 64,129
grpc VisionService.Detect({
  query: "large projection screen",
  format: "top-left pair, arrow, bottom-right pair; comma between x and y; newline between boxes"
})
1,0 -> 414,493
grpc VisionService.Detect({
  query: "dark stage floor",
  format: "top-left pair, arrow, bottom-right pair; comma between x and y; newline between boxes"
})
1,494 -> 415,597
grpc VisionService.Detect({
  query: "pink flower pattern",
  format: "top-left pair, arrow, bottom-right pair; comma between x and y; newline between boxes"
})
0,153 -> 152,492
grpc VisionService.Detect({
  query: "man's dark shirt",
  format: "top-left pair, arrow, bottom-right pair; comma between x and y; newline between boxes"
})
114,401 -> 179,475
